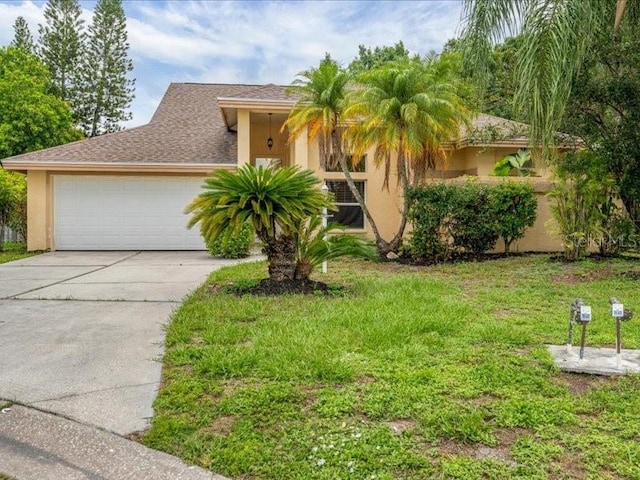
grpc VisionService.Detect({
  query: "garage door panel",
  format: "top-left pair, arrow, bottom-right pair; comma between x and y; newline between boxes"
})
54,176 -> 206,250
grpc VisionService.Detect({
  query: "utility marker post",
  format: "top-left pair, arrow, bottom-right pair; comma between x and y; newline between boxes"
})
321,182 -> 329,274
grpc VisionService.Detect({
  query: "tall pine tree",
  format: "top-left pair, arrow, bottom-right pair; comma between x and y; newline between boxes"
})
10,17 -> 35,54
38,0 -> 85,109
80,0 -> 134,137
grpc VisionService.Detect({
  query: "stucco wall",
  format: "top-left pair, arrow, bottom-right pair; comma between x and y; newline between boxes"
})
306,141 -> 562,252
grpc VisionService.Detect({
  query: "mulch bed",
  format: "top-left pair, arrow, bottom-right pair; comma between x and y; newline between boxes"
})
228,278 -> 342,296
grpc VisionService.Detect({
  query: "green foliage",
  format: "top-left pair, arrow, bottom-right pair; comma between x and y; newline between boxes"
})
347,41 -> 414,75
206,221 -> 253,259
547,174 -> 603,262
460,1 -> 630,159
444,35 -> 523,120
79,0 -> 134,137
562,23 -> 640,231
186,165 -> 332,281
285,55 -> 382,254
0,171 -> 26,251
450,183 -> 499,255
38,0 -> 86,107
0,47 -> 83,159
10,16 -> 35,54
294,215 -> 377,279
550,150 -> 635,260
344,54 -> 471,254
492,149 -> 533,177
491,182 -> 537,253
406,181 -> 538,259
187,165 -> 329,245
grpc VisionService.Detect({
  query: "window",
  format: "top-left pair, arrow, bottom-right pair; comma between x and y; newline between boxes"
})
325,154 -> 366,172
255,157 -> 282,169
326,180 -> 365,229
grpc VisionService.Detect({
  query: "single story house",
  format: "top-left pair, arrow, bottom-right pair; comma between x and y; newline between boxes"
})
3,82 -> 561,252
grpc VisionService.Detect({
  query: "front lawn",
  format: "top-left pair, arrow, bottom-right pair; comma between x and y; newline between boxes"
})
142,256 -> 640,479
0,242 -> 36,264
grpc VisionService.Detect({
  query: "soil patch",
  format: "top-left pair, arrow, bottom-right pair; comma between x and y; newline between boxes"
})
227,278 -> 343,296
552,266 -> 614,284
386,418 -> 416,435
398,251 -> 551,266
208,415 -> 236,436
555,372 -> 604,395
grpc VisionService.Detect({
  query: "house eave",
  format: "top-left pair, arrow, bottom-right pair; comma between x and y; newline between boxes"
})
2,161 -> 237,174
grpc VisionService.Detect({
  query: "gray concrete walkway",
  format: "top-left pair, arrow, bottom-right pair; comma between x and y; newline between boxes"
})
0,405 -> 227,480
0,250 -> 261,480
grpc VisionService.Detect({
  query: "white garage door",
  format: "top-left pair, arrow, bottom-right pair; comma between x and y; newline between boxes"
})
54,175 -> 207,250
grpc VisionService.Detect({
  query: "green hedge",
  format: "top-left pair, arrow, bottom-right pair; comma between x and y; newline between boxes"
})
406,181 -> 537,261
206,222 -> 254,259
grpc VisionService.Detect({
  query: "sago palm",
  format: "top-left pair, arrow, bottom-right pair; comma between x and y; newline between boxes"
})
185,165 -> 330,282
459,0 -> 639,159
344,55 -> 471,253
294,215 -> 377,280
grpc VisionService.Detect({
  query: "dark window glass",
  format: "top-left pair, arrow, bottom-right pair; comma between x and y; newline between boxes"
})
325,180 -> 365,229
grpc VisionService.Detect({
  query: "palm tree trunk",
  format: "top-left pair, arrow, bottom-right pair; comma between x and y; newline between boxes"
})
388,149 -> 410,252
332,129 -> 391,256
264,234 -> 297,281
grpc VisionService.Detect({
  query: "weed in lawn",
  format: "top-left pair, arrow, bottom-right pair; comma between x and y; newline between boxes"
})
142,256 -> 640,479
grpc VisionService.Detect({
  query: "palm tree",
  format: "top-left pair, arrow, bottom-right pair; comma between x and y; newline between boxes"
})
344,55 -> 471,254
284,55 -> 388,255
459,0 -> 637,157
186,165 -> 330,282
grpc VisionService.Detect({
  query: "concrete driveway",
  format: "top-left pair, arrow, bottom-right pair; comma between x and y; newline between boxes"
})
0,251 -> 258,435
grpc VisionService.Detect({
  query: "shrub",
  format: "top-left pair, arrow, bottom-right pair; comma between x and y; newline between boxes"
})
406,181 -> 538,261
206,222 -> 254,259
490,182 -> 537,253
450,183 -> 499,255
550,150 -> 637,260
405,183 -> 456,261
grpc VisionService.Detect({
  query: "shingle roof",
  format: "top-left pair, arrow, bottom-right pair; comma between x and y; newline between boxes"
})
459,113 -> 530,145
2,83 -> 541,166
221,83 -> 292,101
3,83 -> 280,165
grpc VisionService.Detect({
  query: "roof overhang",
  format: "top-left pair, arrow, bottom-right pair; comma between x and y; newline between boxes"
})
217,97 -> 295,131
2,161 -> 237,174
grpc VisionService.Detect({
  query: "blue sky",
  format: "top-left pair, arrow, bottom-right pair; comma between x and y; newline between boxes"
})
0,0 -> 464,127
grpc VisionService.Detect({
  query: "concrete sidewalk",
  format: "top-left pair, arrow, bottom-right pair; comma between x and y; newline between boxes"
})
0,405 -> 228,480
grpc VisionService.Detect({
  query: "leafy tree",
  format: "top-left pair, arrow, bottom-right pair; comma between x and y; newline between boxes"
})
490,182 -> 537,253
79,0 -> 135,137
0,170 -> 26,251
285,55 -> 386,255
186,165 -> 332,282
444,35 -> 521,120
459,0 -> 637,157
38,0 -> 86,109
0,47 -> 83,159
562,24 -> 640,231
10,17 -> 35,54
344,55 -> 471,254
348,41 -> 414,75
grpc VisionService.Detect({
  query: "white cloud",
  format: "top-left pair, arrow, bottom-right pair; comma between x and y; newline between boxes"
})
1,0 -> 464,127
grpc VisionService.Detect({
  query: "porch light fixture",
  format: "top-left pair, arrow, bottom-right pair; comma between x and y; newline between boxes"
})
267,113 -> 274,150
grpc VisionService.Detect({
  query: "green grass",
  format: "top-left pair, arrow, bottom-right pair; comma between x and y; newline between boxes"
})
0,242 -> 37,264
143,255 -> 640,479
